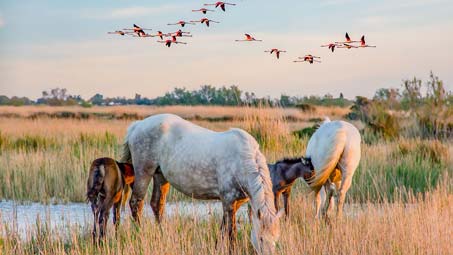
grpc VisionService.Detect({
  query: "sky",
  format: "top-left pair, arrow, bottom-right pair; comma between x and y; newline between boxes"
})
0,0 -> 452,100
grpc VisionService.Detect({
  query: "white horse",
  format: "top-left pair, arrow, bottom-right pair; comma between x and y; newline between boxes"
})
306,118 -> 361,219
121,114 -> 281,254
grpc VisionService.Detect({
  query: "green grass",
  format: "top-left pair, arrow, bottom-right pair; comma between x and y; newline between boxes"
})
0,129 -> 450,204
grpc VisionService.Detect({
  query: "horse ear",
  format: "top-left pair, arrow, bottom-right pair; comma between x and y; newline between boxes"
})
301,157 -> 308,165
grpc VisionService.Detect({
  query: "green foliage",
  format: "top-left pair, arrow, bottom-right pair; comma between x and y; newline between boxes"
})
349,96 -> 400,141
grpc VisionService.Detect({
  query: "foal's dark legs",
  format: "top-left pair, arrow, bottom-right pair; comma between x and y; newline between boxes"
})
282,187 -> 292,219
150,171 -> 170,223
92,206 -> 99,243
113,199 -> 122,235
274,192 -> 281,212
98,199 -> 114,240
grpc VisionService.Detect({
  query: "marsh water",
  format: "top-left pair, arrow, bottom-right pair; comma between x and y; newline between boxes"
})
0,200 -> 248,239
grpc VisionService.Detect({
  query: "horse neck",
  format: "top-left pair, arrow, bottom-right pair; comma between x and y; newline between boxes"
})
278,162 -> 303,185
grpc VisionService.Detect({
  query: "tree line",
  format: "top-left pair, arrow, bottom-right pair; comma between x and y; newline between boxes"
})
0,85 -> 352,107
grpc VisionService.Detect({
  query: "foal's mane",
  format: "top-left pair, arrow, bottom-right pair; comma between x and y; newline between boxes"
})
275,157 -> 301,165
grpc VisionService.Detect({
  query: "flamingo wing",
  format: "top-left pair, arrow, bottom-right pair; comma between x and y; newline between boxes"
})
345,32 -> 351,42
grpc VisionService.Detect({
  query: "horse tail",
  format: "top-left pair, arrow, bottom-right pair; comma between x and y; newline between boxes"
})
309,129 -> 347,192
120,121 -> 140,164
86,160 -> 106,201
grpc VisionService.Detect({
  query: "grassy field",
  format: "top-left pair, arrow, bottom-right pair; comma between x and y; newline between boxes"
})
0,105 -> 452,254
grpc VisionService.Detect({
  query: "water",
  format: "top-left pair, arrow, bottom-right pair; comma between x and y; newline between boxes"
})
0,200 -> 247,239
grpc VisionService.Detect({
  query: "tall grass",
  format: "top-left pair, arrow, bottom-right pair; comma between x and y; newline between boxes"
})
0,107 -> 451,203
1,187 -> 451,254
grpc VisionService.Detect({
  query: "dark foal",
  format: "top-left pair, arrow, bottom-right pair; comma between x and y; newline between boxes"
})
268,157 -> 314,218
86,157 -> 134,242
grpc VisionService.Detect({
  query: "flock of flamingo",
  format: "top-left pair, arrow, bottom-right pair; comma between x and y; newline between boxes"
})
107,2 -> 376,64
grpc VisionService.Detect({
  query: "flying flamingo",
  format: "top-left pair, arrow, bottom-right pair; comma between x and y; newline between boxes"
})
192,8 -> 214,14
321,43 -> 337,52
123,24 -> 152,37
264,49 -> 286,59
294,55 -> 321,64
157,36 -> 187,48
204,2 -> 236,12
335,32 -> 359,44
136,31 -> 168,40
107,30 -> 131,36
358,35 -> 376,48
235,34 -> 262,42
169,29 -> 192,37
153,31 -> 167,40
190,18 -> 220,27
337,43 -> 358,49
167,20 -> 196,27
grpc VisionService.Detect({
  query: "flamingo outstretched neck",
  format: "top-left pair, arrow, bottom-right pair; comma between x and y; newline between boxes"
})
235,33 -> 262,42
204,2 -> 236,12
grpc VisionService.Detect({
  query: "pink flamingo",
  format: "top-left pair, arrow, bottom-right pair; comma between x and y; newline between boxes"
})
358,35 -> 376,48
264,49 -> 286,59
293,55 -> 321,64
335,32 -> 359,44
169,29 -> 192,38
204,2 -> 236,12
321,43 -> 337,52
157,36 -> 187,48
235,34 -> 262,42
337,43 -> 358,49
107,30 -> 132,36
167,20 -> 196,27
190,18 -> 220,27
123,24 -> 152,37
192,8 -> 215,14
137,31 -> 168,40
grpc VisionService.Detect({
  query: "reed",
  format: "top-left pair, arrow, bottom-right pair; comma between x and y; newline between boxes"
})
1,186 -> 451,255
0,118 -> 450,203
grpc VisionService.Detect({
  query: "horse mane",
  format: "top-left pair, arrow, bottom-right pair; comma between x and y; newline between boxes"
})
229,128 -> 277,222
275,157 -> 301,165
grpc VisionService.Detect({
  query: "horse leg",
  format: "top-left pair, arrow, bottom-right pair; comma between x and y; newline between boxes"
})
150,170 -> 170,223
113,199 -> 121,236
282,188 -> 291,219
321,182 -> 334,221
129,167 -> 153,224
274,192 -> 281,212
221,201 -> 237,244
98,201 -> 113,240
91,205 -> 98,243
315,188 -> 325,219
336,176 -> 353,218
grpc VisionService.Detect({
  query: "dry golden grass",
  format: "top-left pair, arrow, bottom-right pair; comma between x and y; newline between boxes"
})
0,105 -> 350,121
1,188 -> 451,255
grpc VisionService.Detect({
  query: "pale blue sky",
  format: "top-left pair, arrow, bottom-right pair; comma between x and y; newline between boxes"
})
1,0 -> 452,99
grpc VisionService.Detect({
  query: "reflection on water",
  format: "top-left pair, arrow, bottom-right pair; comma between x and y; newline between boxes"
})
0,200 -> 247,239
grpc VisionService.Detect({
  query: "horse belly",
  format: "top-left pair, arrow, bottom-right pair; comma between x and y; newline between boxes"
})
162,164 -> 220,200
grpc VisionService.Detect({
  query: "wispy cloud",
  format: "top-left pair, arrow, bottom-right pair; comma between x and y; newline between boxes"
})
82,5 -> 189,20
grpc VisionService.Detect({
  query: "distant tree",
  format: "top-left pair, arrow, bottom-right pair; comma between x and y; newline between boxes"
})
89,93 -> 104,106
0,95 -> 10,105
